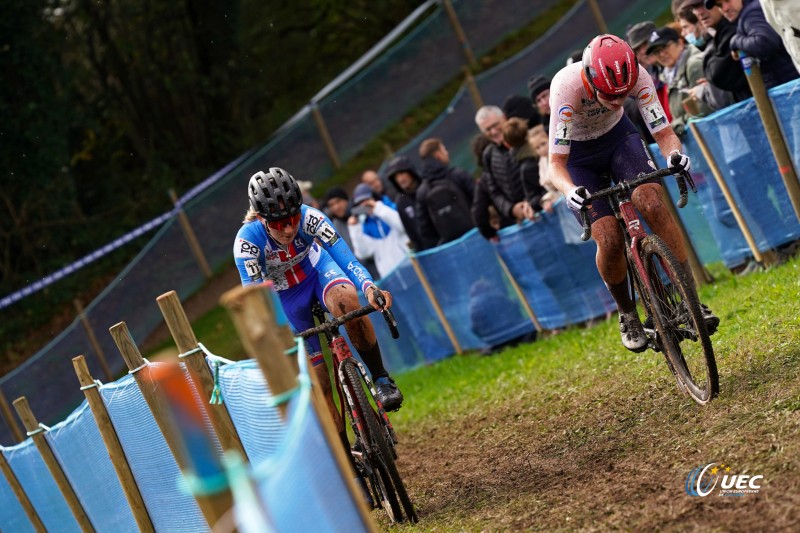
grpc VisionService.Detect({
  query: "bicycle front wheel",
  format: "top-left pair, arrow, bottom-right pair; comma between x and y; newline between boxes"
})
340,358 -> 417,523
641,235 -> 719,404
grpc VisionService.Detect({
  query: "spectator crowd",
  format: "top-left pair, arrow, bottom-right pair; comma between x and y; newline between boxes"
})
302,0 -> 799,345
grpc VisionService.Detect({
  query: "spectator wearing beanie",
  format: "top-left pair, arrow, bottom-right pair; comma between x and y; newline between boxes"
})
501,94 -> 541,129
526,75 -> 551,131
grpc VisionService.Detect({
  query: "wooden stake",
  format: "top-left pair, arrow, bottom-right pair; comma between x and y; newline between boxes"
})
742,58 -> 800,223
72,356 -> 154,532
74,299 -> 113,381
0,387 -> 24,443
587,0 -> 609,33
220,284 -> 298,420
442,0 -> 479,70
0,451 -> 46,532
108,322 -> 232,529
494,252 -> 543,331
311,104 -> 342,170
689,123 -> 778,266
168,189 -> 213,279
12,397 -> 95,532
408,254 -> 462,354
463,66 -> 484,111
156,291 -> 248,461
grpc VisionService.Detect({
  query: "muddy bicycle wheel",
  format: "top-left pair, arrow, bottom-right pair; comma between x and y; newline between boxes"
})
640,235 -> 719,404
340,358 -> 418,522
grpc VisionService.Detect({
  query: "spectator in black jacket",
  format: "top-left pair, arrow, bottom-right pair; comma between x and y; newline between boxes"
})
470,134 -> 514,242
502,117 -> 547,214
474,105 -> 533,226
709,0 -> 799,89
383,155 -> 434,251
685,0 -> 751,103
416,138 -> 476,248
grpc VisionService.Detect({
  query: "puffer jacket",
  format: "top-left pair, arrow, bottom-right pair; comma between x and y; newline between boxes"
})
481,142 -> 525,219
730,0 -> 799,90
705,17 -> 752,102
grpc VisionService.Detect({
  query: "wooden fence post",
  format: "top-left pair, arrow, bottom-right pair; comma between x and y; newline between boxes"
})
689,123 -> 779,266
740,55 -> 800,223
73,299 -> 113,381
464,66 -> 484,111
108,322 -> 233,529
494,252 -> 543,332
311,104 -> 342,170
156,290 -> 248,461
442,0 -> 479,70
408,254 -> 462,354
12,397 -> 94,532
0,451 -> 46,532
0,387 -> 24,443
168,189 -> 213,279
587,0 -> 609,34
220,284 -> 298,420
72,356 -> 154,533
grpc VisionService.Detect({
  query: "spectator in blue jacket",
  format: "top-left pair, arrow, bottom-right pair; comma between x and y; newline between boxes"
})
705,0 -> 799,89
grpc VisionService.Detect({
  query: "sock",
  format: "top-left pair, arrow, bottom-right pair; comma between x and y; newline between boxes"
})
606,278 -> 636,314
358,343 -> 388,380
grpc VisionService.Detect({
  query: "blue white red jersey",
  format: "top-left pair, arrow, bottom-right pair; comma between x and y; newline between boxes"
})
233,205 -> 375,293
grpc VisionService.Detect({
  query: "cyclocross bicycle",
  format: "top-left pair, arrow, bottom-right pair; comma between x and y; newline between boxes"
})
578,166 -> 719,405
298,295 -> 418,524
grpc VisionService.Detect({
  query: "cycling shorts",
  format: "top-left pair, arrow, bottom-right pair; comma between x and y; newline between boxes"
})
567,115 -> 660,225
278,253 -> 353,366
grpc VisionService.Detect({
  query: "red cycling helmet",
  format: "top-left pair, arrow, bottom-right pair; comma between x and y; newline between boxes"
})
582,34 -> 639,96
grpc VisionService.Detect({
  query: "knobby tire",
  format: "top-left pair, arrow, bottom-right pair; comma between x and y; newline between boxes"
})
641,235 -> 719,404
341,359 -> 417,523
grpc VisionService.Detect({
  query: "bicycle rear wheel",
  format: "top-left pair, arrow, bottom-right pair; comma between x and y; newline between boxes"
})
640,235 -> 719,404
340,358 -> 417,523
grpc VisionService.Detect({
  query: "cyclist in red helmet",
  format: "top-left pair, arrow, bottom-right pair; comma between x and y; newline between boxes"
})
546,34 -> 718,352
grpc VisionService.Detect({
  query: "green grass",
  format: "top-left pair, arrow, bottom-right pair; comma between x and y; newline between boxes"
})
376,257 -> 800,530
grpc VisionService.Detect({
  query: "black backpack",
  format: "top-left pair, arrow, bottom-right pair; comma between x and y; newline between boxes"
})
425,178 -> 473,243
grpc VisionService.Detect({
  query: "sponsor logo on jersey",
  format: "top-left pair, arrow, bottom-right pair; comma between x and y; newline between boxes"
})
554,120 -> 571,146
637,87 -> 655,105
238,239 -> 259,257
347,262 -> 369,285
303,212 -> 322,234
558,104 -> 574,122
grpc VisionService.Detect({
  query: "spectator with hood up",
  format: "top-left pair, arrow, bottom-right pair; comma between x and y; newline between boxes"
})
383,155 -> 434,251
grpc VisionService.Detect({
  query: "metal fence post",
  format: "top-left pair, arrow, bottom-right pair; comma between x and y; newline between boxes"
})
169,189 -> 213,279
740,54 -> 800,223
442,0 -> 479,70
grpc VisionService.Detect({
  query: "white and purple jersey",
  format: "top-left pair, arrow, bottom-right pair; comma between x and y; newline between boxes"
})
548,62 -> 671,155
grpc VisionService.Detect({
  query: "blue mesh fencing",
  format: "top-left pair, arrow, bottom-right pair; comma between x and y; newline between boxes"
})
215,359 -> 286,465
691,98 -> 800,254
251,364 -> 367,532
0,453 -> 35,533
44,401 -> 137,531
101,373 -> 209,532
1,439 -> 80,532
